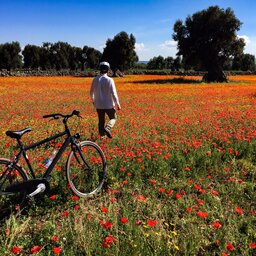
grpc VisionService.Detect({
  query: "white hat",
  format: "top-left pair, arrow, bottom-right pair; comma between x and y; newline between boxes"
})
99,61 -> 110,69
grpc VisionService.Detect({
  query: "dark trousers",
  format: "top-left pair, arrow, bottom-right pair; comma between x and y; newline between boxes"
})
97,108 -> 117,136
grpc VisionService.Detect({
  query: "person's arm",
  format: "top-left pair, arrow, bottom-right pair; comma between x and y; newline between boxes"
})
90,79 -> 95,102
111,79 -> 121,110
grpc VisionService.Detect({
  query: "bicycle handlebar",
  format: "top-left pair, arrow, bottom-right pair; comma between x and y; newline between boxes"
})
43,110 -> 81,120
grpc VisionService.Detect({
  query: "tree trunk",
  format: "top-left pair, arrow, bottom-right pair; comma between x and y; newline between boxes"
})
203,66 -> 228,82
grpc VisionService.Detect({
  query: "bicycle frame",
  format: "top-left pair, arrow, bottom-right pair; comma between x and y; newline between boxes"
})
12,130 -> 75,180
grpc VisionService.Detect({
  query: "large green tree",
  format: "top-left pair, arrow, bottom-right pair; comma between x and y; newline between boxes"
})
232,53 -> 255,71
173,6 -> 245,82
83,46 -> 102,69
0,42 -> 22,70
22,44 -> 41,69
102,31 -> 138,75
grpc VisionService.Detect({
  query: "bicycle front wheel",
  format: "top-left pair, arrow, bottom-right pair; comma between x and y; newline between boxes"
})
66,141 -> 107,197
0,158 -> 28,220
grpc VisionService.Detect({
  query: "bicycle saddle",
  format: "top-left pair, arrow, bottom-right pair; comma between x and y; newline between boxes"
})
6,128 -> 32,139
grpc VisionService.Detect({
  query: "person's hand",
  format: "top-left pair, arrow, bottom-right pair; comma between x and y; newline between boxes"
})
117,106 -> 121,110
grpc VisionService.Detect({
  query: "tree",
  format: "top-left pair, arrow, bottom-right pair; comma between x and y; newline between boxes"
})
173,6 -> 245,82
102,31 -> 138,75
0,42 -> 22,70
22,44 -> 41,69
51,41 -> 71,70
83,46 -> 102,69
40,42 -> 53,70
232,53 -> 255,71
147,56 -> 165,70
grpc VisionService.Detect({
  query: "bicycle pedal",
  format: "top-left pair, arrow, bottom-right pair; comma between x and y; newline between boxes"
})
27,183 -> 46,198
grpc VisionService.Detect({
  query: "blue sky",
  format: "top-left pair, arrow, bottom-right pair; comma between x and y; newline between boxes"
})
1,0 -> 256,61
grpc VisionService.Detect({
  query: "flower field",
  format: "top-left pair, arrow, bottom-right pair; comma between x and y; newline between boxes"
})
0,75 -> 255,255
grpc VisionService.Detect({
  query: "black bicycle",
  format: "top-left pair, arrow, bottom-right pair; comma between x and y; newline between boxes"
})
0,110 -> 106,219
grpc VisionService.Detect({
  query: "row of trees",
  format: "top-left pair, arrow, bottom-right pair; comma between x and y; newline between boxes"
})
146,53 -> 255,72
0,41 -> 102,71
0,32 -> 138,74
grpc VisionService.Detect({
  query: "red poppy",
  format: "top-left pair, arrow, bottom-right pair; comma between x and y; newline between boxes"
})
50,195 -> 57,200
147,219 -> 158,227
212,221 -> 222,228
197,199 -> 204,205
226,243 -> 235,251
60,211 -> 69,217
175,193 -> 182,199
121,217 -> 128,223
159,187 -> 165,193
52,235 -> 59,242
31,245 -> 41,254
122,180 -> 128,185
99,220 -> 113,229
186,207 -> 191,213
235,207 -> 243,215
101,207 -> 108,213
211,190 -> 219,196
137,194 -> 147,201
72,195 -> 79,201
166,189 -> 173,195
12,246 -> 21,254
105,235 -> 116,244
249,242 -> 256,249
109,197 -> 116,203
74,205 -> 80,210
53,246 -> 62,254
196,211 -> 208,219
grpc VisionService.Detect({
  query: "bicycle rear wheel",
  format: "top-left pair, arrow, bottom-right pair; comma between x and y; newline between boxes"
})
66,141 -> 107,197
0,158 -> 28,220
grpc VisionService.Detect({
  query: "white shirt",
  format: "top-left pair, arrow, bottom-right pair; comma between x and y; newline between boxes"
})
90,74 -> 120,109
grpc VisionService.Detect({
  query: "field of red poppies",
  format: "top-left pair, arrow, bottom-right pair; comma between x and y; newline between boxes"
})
0,75 -> 255,255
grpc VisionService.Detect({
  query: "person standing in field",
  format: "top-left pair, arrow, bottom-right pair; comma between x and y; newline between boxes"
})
90,61 -> 121,138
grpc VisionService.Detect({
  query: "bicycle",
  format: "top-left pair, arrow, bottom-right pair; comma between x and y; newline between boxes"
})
0,110 -> 107,220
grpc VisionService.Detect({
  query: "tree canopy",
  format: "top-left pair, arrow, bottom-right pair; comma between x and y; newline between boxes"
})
173,6 -> 245,82
102,31 -> 138,75
0,42 -> 22,71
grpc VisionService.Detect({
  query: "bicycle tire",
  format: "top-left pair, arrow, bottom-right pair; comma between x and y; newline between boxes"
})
0,158 -> 28,220
66,141 -> 107,197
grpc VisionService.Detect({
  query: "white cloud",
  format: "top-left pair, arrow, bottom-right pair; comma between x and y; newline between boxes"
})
135,42 -> 147,51
160,40 -> 177,49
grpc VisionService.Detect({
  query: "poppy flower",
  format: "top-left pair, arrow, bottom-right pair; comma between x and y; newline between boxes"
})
122,180 -> 128,185
196,211 -> 208,219
50,195 -> 57,200
212,221 -> 222,228
52,235 -> 59,242
72,195 -> 79,201
249,242 -> 256,249
147,219 -> 158,227
121,217 -> 128,223
31,245 -> 41,254
235,207 -> 243,215
53,246 -> 62,254
12,246 -> 21,254
101,207 -> 108,213
60,211 -> 69,217
226,243 -> 235,251
99,220 -> 113,229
